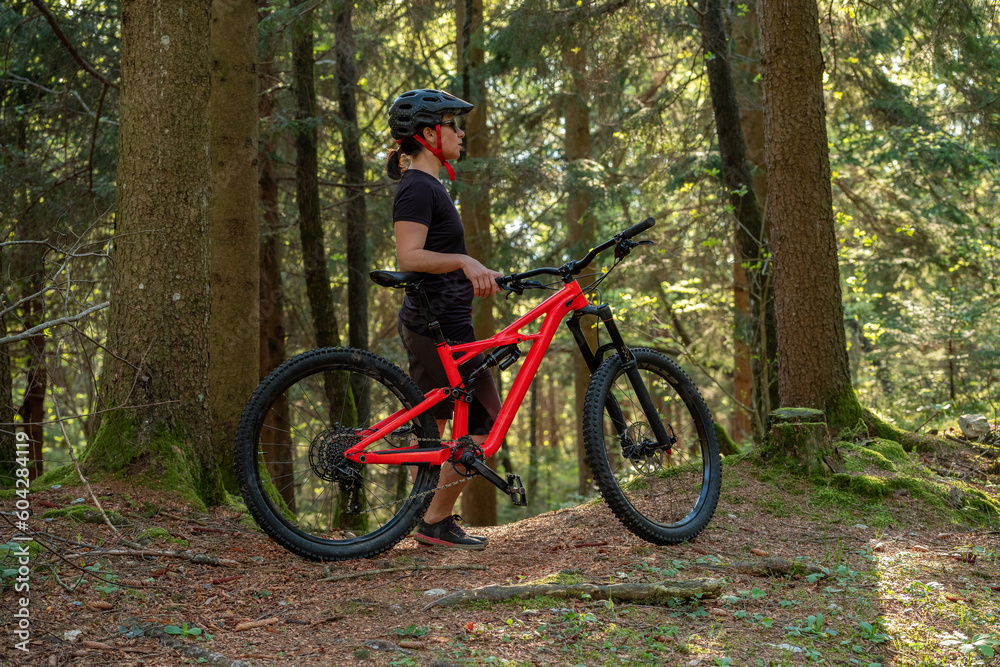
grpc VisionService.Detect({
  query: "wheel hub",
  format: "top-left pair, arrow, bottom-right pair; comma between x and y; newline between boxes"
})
622,422 -> 663,476
309,425 -> 362,484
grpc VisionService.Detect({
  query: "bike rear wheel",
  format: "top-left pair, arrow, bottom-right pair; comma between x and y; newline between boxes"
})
235,347 -> 440,561
582,348 -> 721,544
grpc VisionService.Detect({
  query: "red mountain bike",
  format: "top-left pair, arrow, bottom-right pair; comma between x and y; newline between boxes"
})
235,218 -> 721,561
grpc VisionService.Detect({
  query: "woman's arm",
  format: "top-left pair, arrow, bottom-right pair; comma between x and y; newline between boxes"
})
395,220 -> 501,297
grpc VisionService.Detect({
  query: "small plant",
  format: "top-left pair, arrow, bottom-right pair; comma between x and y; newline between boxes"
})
938,631 -> 1000,659
785,613 -> 837,639
394,624 -> 430,638
164,623 -> 208,640
857,620 -> 890,644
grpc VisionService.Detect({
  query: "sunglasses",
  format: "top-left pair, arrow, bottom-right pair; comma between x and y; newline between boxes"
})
439,119 -> 458,131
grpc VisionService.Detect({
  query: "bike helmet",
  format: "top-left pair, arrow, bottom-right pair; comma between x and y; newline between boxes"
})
389,89 -> 473,180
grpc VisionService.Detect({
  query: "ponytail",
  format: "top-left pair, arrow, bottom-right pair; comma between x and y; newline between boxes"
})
385,133 -> 426,180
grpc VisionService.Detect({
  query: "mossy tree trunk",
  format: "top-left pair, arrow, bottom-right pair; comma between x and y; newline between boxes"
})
209,0 -> 259,492
457,0 -> 498,526
758,0 -> 862,430
89,0 -> 224,507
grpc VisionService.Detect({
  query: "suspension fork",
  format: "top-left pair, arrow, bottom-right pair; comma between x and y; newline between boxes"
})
566,305 -> 673,448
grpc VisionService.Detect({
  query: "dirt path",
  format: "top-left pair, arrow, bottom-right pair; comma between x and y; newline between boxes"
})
3,447 -> 999,666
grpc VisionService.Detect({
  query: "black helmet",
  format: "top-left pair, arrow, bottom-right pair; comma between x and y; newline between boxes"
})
388,89 -> 474,140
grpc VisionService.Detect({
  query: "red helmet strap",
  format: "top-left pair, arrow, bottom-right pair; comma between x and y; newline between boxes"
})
411,124 -> 456,181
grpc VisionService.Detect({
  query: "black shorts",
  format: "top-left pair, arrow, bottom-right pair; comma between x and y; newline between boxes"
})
397,318 -> 501,435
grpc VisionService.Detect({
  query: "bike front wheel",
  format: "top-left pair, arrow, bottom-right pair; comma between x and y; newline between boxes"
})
235,347 -> 440,561
582,348 -> 721,544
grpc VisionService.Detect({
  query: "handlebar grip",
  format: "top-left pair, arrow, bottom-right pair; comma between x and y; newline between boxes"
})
621,217 -> 655,239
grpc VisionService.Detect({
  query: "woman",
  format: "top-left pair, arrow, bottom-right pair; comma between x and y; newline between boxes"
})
386,89 -> 503,550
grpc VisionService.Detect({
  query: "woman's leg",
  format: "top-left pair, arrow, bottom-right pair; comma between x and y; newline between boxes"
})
422,421 -> 487,524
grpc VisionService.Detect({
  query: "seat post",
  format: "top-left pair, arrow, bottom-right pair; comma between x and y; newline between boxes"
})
414,286 -> 446,344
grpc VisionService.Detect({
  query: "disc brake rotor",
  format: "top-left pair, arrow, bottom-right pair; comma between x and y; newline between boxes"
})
624,422 -> 662,476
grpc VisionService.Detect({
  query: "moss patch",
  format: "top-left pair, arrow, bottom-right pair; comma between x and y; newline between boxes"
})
41,506 -> 129,526
865,438 -> 909,463
528,571 -> 586,586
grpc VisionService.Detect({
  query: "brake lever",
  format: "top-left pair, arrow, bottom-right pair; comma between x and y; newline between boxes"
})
613,238 -> 654,260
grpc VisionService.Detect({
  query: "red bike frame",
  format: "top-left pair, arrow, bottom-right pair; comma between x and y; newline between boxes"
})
343,279 -> 590,466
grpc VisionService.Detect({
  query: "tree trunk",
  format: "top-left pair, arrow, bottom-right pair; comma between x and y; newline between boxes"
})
699,0 -> 776,445
209,0 -> 259,492
758,0 -> 858,423
730,0 -> 779,439
16,283 -> 46,481
292,0 -> 340,352
92,0 -> 224,506
258,2 -> 293,512
457,0 -> 498,526
291,0 -> 358,528
0,253 -> 14,485
334,0 -> 369,422
526,377 -> 539,512
563,39 -> 597,498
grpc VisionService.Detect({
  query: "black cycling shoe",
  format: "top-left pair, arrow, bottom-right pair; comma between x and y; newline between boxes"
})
414,514 -> 488,550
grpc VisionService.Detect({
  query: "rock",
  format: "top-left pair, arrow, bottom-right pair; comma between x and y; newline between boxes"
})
893,488 -> 909,497
958,414 -> 991,439
387,604 -> 405,615
854,524 -> 868,530
423,588 -> 448,597
949,486 -> 965,508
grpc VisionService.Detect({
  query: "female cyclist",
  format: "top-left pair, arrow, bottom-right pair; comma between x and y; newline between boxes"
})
385,89 -> 503,550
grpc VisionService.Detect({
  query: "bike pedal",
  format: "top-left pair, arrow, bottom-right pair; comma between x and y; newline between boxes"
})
506,473 -> 527,507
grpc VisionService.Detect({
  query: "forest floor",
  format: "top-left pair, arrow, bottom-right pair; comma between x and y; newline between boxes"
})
3,435 -> 1000,667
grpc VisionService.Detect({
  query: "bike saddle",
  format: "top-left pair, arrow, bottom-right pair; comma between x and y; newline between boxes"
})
368,270 -> 434,289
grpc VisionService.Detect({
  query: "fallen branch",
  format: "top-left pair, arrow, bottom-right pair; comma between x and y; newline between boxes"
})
64,548 -> 240,567
706,557 -> 825,577
422,579 -> 722,611
320,563 -> 485,582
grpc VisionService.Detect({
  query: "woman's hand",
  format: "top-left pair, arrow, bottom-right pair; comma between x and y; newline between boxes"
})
461,257 -> 503,298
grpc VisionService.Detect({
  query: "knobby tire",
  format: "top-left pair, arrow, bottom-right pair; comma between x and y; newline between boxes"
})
235,347 -> 440,561
582,348 -> 721,544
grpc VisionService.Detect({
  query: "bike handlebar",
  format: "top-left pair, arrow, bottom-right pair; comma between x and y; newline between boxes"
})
496,217 -> 655,291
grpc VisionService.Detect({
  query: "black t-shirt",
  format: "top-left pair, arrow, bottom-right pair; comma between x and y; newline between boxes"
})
392,169 -> 474,340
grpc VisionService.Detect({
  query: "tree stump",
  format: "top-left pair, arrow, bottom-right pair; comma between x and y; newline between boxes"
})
766,408 -> 831,474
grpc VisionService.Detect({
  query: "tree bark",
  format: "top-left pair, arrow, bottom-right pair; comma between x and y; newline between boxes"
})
292,0 -> 340,352
730,0 -> 779,439
334,0 -> 369,425
291,0 -> 357,528
457,0 -> 498,526
758,0 -> 857,421
0,252 -> 14,485
16,282 -> 46,481
93,0 -> 224,506
563,38 -> 597,498
699,0 -> 776,445
258,1 -> 293,511
209,0 -> 259,491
